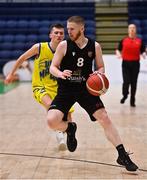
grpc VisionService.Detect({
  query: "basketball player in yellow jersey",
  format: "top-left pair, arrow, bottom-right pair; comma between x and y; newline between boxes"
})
5,23 -> 74,151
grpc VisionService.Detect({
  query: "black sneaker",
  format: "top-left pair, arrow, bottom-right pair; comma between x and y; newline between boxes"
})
66,122 -> 77,152
130,103 -> 136,107
117,153 -> 138,171
120,97 -> 127,104
130,97 -> 136,107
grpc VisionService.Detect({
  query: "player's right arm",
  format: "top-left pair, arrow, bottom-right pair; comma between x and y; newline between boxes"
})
50,41 -> 72,79
94,42 -> 105,74
4,44 -> 39,84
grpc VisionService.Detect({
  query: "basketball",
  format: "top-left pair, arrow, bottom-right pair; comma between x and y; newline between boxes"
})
86,72 -> 109,96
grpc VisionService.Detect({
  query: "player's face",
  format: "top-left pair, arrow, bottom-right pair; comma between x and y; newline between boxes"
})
50,27 -> 64,43
67,22 -> 83,41
128,24 -> 137,36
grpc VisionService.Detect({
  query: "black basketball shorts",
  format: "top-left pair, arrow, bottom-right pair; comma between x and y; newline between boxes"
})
49,88 -> 105,120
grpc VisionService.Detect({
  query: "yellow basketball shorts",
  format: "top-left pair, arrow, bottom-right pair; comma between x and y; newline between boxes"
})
33,86 -> 74,113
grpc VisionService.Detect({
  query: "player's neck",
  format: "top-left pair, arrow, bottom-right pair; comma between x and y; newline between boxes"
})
75,37 -> 88,49
49,41 -> 58,51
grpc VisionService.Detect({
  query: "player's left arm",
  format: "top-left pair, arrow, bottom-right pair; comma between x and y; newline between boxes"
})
95,42 -> 105,74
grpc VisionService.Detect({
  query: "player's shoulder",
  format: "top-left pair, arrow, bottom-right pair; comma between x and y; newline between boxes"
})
95,41 -> 102,49
58,40 -> 67,48
39,42 -> 48,48
60,40 -> 67,45
31,42 -> 47,56
85,37 -> 100,48
32,42 -> 40,48
95,41 -> 100,46
30,43 -> 40,52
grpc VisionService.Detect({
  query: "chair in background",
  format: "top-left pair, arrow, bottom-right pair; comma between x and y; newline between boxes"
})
39,20 -> 51,28
0,42 -> 13,51
3,35 -> 14,42
11,50 -> 24,59
6,20 -> 17,28
0,50 -> 12,59
13,42 -> 25,51
0,35 -> 3,43
38,34 -> 49,42
129,19 -> 141,27
0,20 -> 6,28
14,34 -> 26,43
26,34 -> 38,43
17,20 -> 28,28
38,27 -> 49,35
28,20 -> 40,28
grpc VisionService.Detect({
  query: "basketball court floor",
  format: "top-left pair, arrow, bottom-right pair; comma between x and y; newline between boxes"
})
0,79 -> 147,179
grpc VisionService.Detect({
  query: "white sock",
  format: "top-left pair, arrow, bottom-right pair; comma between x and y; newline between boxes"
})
56,131 -> 65,143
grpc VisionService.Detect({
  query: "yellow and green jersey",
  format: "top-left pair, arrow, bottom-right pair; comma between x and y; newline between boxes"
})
32,42 -> 57,93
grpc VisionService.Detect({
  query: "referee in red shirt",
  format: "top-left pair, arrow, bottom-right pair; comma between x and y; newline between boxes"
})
116,24 -> 146,107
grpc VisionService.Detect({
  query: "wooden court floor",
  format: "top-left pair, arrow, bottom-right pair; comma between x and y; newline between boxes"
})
0,82 -> 147,180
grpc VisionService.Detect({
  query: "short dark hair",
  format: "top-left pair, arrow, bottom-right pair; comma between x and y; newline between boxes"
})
67,16 -> 85,26
49,23 -> 64,33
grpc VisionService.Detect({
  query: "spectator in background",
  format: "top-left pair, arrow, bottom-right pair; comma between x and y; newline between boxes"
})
116,24 -> 146,107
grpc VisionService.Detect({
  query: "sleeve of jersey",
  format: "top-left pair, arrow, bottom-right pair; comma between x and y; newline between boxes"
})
117,39 -> 123,51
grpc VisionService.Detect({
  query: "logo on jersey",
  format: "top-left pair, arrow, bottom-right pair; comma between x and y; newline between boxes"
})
72,52 -> 76,56
39,60 -> 51,79
88,51 -> 93,58
67,76 -> 86,82
67,69 -> 86,82
39,60 -> 56,81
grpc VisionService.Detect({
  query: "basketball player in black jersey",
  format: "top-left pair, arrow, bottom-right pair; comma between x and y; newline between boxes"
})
47,16 -> 138,172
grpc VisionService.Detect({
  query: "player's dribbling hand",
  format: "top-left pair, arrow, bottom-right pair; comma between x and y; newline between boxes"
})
58,70 -> 72,79
90,71 -> 105,76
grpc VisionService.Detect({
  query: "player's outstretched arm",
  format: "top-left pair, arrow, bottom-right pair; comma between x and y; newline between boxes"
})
4,44 -> 39,84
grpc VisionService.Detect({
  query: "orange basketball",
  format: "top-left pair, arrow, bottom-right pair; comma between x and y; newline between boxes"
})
86,72 -> 109,96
